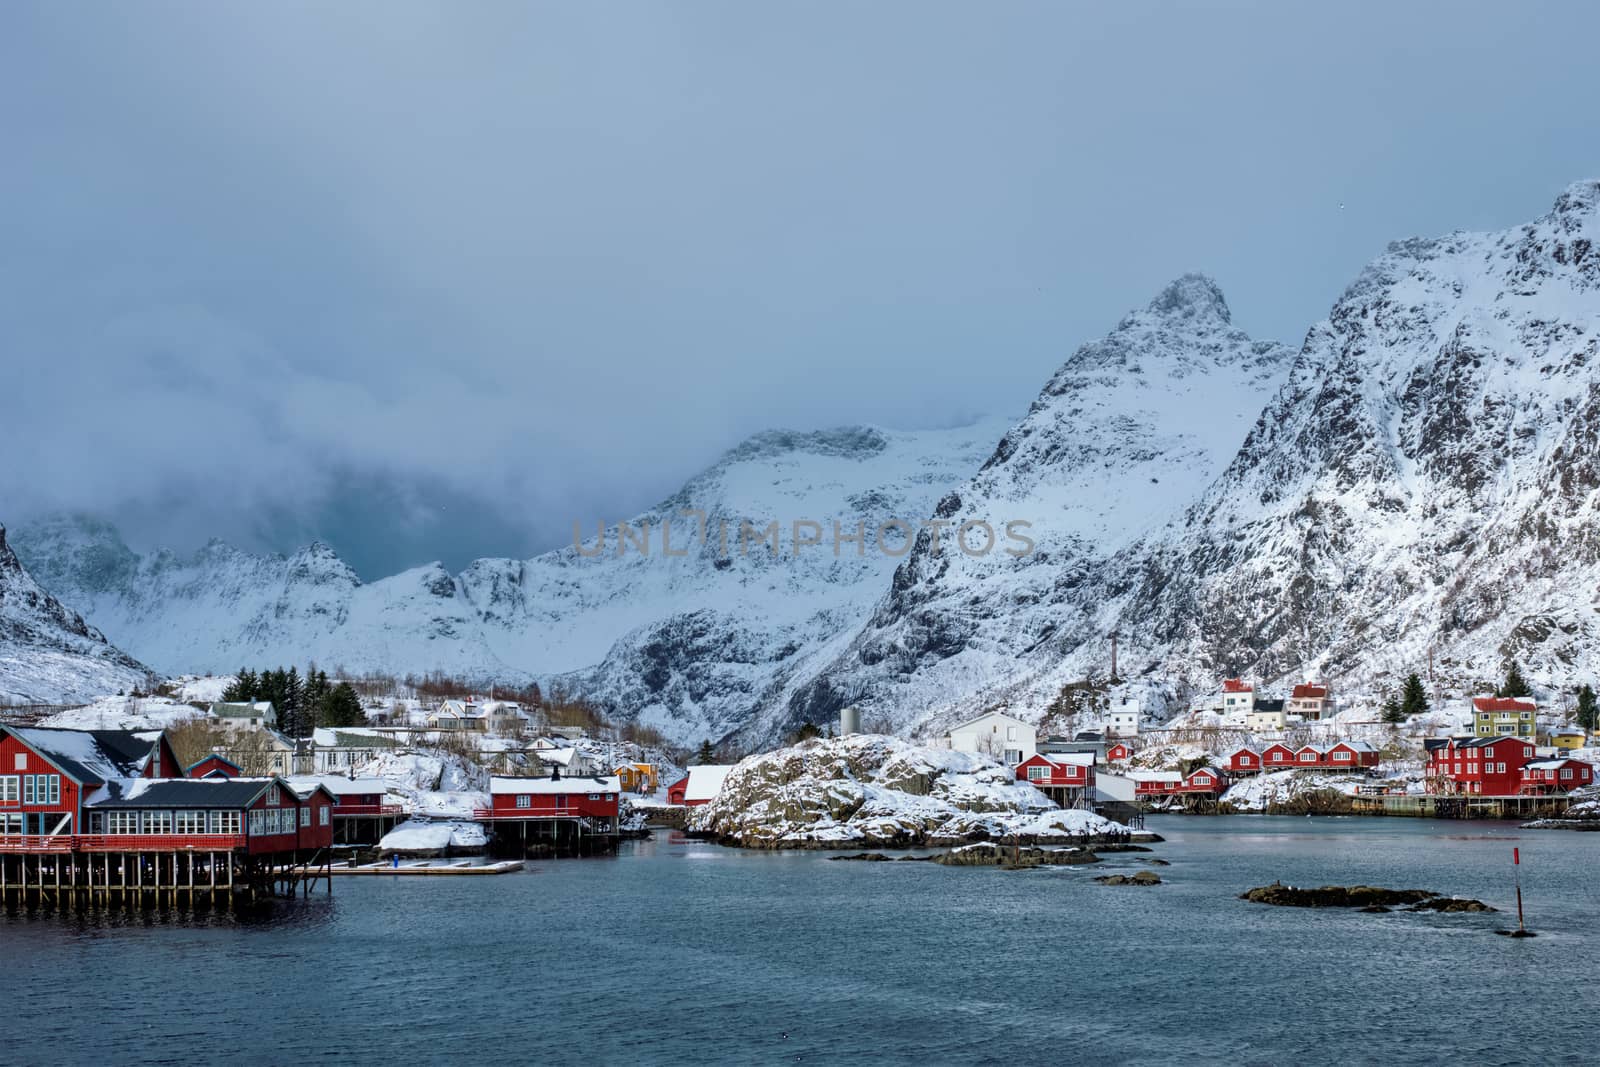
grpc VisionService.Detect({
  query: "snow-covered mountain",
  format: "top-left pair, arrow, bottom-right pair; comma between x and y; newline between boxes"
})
787,182 -> 1600,739
1117,180 -> 1600,695
11,418 -> 1011,740
0,523 -> 156,704
772,274 -> 1294,741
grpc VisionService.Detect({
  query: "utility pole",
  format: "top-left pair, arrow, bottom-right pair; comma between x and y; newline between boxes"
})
1110,631 -> 1119,683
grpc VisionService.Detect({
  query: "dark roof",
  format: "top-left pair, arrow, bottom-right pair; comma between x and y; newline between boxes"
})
185,754 -> 242,774
1254,699 -> 1286,713
89,778 -> 276,809
3,726 -> 157,785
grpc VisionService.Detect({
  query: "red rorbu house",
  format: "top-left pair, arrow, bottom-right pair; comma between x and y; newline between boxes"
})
1016,752 -> 1096,805
286,776 -> 401,845
666,775 -> 689,806
0,726 -> 182,844
1132,772 -> 1183,798
1106,742 -> 1133,763
1225,746 -> 1263,775
1260,743 -> 1297,770
479,774 -> 623,855
79,776 -> 335,856
1294,742 -> 1381,772
1177,767 -> 1228,798
1519,758 -> 1595,795
1425,736 -> 1535,795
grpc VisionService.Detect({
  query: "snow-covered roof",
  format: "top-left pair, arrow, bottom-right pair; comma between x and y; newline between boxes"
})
535,747 -> 579,767
1127,770 -> 1182,783
1472,696 -> 1536,712
488,775 -> 620,796
684,765 -> 736,802
1041,752 -> 1095,767
311,728 -> 400,748
944,710 -> 1033,734
286,775 -> 393,797
1524,758 -> 1589,771
211,701 -> 275,719
4,726 -> 156,785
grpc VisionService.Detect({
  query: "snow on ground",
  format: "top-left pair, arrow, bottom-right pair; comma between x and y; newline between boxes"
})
414,790 -> 488,819
38,695 -> 204,731
690,734 -> 1127,847
354,752 -> 487,812
167,675 -> 234,704
378,819 -> 489,855
1221,770 -> 1368,812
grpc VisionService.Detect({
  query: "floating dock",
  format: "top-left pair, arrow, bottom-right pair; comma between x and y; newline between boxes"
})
317,859 -> 524,876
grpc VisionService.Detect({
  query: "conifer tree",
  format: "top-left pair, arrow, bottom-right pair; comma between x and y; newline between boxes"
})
1400,673 -> 1429,719
1577,684 -> 1598,733
696,739 -> 716,764
1498,660 -> 1531,699
1381,697 -> 1404,724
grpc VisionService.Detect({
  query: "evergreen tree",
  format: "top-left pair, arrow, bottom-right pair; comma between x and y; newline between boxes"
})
320,682 -> 364,728
282,666 -> 306,737
696,739 -> 716,764
1381,697 -> 1404,724
1498,660 -> 1531,699
1577,684 -> 1598,733
223,668 -> 257,702
1400,673 -> 1429,719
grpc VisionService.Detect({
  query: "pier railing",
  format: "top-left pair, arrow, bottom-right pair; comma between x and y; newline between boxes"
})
332,803 -> 404,817
77,834 -> 248,852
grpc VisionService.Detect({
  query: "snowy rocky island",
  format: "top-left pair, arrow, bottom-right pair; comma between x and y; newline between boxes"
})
688,734 -> 1150,849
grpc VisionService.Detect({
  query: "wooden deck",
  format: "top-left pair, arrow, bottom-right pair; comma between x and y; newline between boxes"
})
1350,793 -> 1576,819
317,859 -> 524,876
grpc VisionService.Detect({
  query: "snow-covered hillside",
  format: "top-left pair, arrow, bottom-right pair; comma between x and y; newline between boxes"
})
0,523 -> 156,704
12,418 -> 1011,741
774,275 -> 1294,741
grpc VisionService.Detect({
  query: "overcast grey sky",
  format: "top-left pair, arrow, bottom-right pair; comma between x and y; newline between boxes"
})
4,1 -> 1597,577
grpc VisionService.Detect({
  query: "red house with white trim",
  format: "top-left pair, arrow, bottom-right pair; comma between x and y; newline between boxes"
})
0,726 -> 180,840
1177,767 -> 1227,797
1225,746 -> 1263,775
1106,742 -> 1132,763
1519,758 -> 1594,795
1016,753 -> 1095,804
482,775 -> 621,823
1261,743 -> 1297,770
1426,736 -> 1536,795
186,754 -> 242,779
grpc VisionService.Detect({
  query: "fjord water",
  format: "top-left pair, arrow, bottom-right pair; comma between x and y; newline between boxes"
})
4,818 -> 1598,1065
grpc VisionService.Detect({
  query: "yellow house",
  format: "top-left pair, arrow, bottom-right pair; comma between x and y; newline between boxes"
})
615,763 -> 658,794
1551,727 -> 1586,751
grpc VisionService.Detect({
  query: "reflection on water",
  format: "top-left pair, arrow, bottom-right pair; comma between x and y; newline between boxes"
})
3,817 -> 1598,1065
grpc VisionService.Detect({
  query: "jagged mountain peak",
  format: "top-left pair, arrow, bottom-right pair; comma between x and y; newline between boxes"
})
0,516 -> 154,703
1143,272 -> 1231,325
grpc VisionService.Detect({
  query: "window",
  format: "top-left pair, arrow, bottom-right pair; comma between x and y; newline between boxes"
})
267,786 -> 281,806
213,811 -> 240,835
1524,748 -> 1534,758
144,810 -> 172,834
516,795 -> 531,809
300,807 -> 311,827
1561,769 -> 1573,780
175,810 -> 206,834
1333,751 -> 1351,762
22,775 -> 34,804
1006,726 -> 1017,741
1004,749 -> 1023,765
319,807 -> 330,826
0,776 -> 16,803
13,754 -> 24,771
44,776 -> 59,804
1026,765 -> 1047,781
106,811 -> 137,834
588,793 -> 601,801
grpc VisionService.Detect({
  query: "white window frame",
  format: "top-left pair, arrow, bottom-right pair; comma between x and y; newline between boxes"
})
300,807 -> 311,827
0,776 -> 17,803
319,807 -> 330,826
516,795 -> 531,809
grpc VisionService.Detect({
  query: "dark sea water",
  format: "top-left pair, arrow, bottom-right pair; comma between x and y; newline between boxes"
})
4,816 -> 1598,1065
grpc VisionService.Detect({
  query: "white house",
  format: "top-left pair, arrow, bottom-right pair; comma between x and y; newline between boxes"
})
1220,679 -> 1255,727
210,701 -> 278,730
309,728 -> 400,773
944,711 -> 1037,765
429,700 -> 489,732
481,700 -> 531,736
683,765 -> 736,805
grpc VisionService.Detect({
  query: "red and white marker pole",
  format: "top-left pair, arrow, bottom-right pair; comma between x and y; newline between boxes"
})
1514,847 -> 1525,933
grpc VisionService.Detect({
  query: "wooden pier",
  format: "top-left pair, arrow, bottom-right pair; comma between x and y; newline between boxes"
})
1349,792 -> 1575,820
322,859 -> 523,876
0,846 -> 333,910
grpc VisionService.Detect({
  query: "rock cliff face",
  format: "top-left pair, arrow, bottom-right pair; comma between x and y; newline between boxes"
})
0,523 -> 155,703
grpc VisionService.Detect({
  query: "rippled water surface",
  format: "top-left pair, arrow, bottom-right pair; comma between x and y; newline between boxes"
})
4,817 -> 1598,1065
